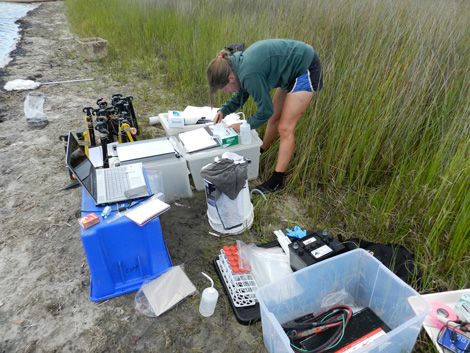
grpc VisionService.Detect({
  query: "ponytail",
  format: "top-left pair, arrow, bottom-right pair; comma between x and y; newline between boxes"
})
207,50 -> 233,106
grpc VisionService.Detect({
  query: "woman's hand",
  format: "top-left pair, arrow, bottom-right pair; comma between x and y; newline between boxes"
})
229,122 -> 243,133
213,111 -> 224,124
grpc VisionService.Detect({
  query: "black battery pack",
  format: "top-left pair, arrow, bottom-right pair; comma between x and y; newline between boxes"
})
288,230 -> 346,271
299,307 -> 391,352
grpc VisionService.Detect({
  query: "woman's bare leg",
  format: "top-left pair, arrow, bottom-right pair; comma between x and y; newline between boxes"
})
275,90 -> 314,173
261,88 -> 287,151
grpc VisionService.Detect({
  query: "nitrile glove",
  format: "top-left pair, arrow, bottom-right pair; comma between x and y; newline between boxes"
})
286,226 -> 307,239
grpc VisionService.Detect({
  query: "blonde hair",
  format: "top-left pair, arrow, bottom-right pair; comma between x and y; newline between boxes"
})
206,50 -> 233,106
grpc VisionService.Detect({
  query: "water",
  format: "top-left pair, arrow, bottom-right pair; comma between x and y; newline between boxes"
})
0,2 -> 38,69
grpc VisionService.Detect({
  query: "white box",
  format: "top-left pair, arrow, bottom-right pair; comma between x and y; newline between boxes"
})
143,156 -> 193,201
107,139 -> 192,201
213,126 -> 238,148
158,113 -> 212,136
174,130 -> 262,191
167,111 -> 185,128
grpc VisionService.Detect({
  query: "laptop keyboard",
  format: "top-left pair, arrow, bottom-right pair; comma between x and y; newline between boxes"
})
105,167 -> 130,200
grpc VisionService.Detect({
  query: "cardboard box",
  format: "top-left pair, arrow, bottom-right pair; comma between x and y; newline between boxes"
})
167,111 -> 185,128
78,213 -> 99,229
76,37 -> 107,61
214,127 -> 239,148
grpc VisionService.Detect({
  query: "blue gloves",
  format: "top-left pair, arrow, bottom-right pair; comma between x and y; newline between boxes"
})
286,226 -> 307,239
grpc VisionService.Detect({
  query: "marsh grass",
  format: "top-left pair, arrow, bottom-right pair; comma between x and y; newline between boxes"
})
65,0 -> 469,349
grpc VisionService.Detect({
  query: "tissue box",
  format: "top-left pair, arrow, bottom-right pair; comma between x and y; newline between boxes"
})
455,294 -> 470,322
214,127 -> 238,148
168,111 -> 185,128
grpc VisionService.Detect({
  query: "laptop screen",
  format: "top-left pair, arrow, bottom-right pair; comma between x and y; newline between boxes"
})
66,132 -> 96,199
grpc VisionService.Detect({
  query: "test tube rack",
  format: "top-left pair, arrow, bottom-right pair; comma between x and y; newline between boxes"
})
216,249 -> 258,308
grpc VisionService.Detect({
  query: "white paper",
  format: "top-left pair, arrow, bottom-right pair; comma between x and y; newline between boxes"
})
116,138 -> 175,162
178,127 -> 219,153
181,106 -> 219,124
142,266 -> 197,316
125,196 -> 171,225
222,113 -> 243,126
88,146 -> 103,167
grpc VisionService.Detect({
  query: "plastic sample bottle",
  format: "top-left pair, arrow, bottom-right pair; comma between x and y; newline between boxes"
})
240,120 -> 252,145
199,272 -> 219,317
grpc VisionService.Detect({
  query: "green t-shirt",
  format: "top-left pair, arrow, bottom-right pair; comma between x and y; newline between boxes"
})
219,39 -> 315,129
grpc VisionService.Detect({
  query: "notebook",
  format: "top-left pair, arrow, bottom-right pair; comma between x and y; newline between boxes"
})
65,132 -> 151,205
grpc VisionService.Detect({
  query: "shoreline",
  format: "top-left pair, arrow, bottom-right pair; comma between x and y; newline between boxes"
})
0,2 -> 268,352
0,0 -> 56,3
0,2 -> 40,70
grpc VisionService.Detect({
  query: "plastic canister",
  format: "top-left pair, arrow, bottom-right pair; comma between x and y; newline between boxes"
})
199,272 -> 219,317
240,120 -> 252,145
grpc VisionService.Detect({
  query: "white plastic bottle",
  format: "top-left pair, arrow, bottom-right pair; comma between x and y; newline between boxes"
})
199,272 -> 219,317
240,120 -> 252,145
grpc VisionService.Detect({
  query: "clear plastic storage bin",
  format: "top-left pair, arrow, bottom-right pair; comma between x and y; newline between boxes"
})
175,130 -> 262,191
256,249 -> 431,353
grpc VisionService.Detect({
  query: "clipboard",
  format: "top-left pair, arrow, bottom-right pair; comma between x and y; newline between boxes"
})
178,126 -> 219,153
125,196 -> 171,226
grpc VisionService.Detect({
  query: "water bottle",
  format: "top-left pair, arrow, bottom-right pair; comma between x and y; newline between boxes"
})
240,120 -> 251,145
199,272 -> 219,317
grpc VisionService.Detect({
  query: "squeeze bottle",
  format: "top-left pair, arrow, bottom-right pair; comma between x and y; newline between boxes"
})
199,272 -> 219,317
240,119 -> 252,145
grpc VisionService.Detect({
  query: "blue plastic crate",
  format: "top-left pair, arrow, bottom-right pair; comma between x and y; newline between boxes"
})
80,190 -> 172,302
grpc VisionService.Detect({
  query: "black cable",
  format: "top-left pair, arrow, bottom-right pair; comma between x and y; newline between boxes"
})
436,320 -> 470,353
282,305 -> 352,353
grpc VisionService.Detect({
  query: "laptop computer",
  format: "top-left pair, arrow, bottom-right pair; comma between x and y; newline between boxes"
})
65,132 -> 151,205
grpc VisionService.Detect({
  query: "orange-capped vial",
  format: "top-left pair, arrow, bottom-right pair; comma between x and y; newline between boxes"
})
223,245 -> 230,253
224,249 -> 232,256
229,260 -> 238,268
229,245 -> 237,252
239,268 -> 246,274
227,255 -> 235,262
231,267 -> 240,274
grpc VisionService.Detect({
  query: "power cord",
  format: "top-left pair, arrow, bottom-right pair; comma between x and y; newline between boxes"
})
437,319 -> 470,353
282,305 -> 352,353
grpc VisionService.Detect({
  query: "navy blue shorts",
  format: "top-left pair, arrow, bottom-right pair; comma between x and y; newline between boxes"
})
287,52 -> 323,93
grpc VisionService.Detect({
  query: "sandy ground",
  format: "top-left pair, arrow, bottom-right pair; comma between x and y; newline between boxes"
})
0,2 -> 272,352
